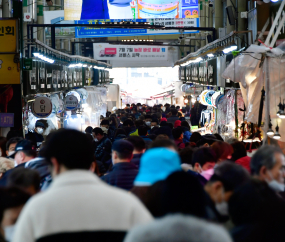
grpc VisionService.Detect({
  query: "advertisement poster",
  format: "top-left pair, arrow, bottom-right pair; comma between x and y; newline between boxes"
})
64,0 -> 198,20
75,18 -> 199,37
94,43 -> 168,61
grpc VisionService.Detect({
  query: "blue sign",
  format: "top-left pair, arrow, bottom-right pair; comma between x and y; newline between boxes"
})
75,18 -> 199,38
0,113 -> 14,127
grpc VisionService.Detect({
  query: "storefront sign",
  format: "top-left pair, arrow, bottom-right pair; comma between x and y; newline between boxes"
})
0,113 -> 14,127
32,97 -> 53,118
0,19 -> 17,53
207,58 -> 217,85
94,43 -> 168,61
0,54 -> 20,84
199,61 -> 207,83
65,95 -> 79,110
191,63 -> 199,82
75,18 -> 199,38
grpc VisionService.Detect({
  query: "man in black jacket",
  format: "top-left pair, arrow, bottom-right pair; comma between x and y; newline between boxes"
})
167,109 -> 179,126
93,128 -> 112,173
101,140 -> 138,191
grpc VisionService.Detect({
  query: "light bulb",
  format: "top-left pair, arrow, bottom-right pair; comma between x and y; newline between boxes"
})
267,129 -> 274,136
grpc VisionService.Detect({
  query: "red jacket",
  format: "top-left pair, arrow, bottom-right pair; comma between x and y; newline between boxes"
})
235,156 -> 251,173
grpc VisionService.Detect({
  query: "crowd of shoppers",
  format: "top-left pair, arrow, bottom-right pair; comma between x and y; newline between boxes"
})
0,102 -> 285,242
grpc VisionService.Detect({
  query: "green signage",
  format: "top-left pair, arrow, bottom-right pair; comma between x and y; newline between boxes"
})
23,58 -> 33,71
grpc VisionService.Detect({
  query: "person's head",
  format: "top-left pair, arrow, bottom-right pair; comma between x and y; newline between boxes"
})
123,119 -> 134,127
0,137 -> 6,157
189,132 -> 202,143
174,120 -> 181,128
192,147 -> 217,173
151,119 -> 159,128
138,126 -> 148,137
112,140 -> 134,164
181,121 -> 190,131
170,108 -> 178,116
13,140 -> 36,166
100,119 -> 109,129
114,128 -> 127,138
135,120 -> 144,129
211,141 -> 233,163
35,121 -> 46,135
155,134 -> 169,141
149,139 -> 177,151
7,168 -> 40,195
92,128 -> 104,141
214,133 -> 224,141
42,129 -> 94,177
6,137 -> 23,157
160,171 -> 207,218
109,116 -> 118,128
134,148 -> 181,187
85,126 -> 93,135
177,111 -> 183,118
0,187 -> 31,241
250,145 -> 285,192
126,136 -> 146,154
204,161 -> 250,216
231,141 -> 247,161
179,147 -> 195,165
172,128 -> 183,141
0,158 -> 14,179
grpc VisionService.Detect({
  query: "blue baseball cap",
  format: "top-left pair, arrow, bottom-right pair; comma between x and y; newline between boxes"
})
134,148 -> 182,186
8,140 -> 34,158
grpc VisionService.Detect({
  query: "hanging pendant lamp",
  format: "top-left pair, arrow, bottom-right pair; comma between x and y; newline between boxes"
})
273,124 -> 281,140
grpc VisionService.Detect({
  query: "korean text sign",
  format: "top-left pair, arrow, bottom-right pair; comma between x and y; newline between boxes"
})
93,43 -> 168,61
0,19 -> 17,53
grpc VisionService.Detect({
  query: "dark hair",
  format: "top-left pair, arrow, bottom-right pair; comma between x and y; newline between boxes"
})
209,161 -> 250,192
192,147 -> 217,167
85,126 -> 93,134
7,167 -> 41,192
250,145 -> 283,176
211,141 -> 234,160
114,128 -> 127,138
42,129 -> 94,170
181,121 -> 190,131
214,133 -> 224,141
138,126 -> 148,136
109,116 -> 118,128
6,137 -> 23,150
170,108 -> 178,116
177,111 -> 183,117
0,187 -> 31,210
172,128 -> 183,140
126,136 -> 146,152
189,132 -> 201,143
22,150 -> 37,158
100,119 -> 109,126
155,134 -> 169,140
231,142 -> 247,161
0,137 -> 7,156
179,147 -> 195,165
92,128 -> 104,136
149,139 -> 177,150
6,130 -> 23,142
160,171 -> 207,218
123,119 -> 134,127
135,120 -> 144,128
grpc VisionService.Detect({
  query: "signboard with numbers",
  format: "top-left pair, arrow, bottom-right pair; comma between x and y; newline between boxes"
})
0,113 -> 14,127
0,19 -> 17,53
75,18 -> 199,38
94,43 -> 167,61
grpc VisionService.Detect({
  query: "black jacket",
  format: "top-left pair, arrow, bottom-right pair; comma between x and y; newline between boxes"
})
101,162 -> 138,191
95,136 -> 112,162
167,116 -> 179,126
131,154 -> 143,168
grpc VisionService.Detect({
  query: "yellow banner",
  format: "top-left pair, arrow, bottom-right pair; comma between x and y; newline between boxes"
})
0,54 -> 20,84
0,19 -> 17,53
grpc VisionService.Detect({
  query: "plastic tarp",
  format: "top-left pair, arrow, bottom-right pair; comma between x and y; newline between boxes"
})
222,44 -> 285,142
